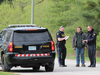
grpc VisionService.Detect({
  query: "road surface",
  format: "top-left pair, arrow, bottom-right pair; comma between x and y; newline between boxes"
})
0,58 -> 100,75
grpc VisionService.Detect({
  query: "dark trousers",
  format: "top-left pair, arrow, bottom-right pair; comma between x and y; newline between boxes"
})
88,44 -> 96,66
57,45 -> 66,66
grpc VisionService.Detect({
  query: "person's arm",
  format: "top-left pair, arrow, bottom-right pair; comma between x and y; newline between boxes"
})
84,33 -> 87,47
82,33 -> 87,50
86,32 -> 97,43
58,36 -> 67,41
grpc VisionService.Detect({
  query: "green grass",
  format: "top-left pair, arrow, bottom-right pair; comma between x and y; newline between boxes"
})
0,71 -> 19,75
67,57 -> 100,63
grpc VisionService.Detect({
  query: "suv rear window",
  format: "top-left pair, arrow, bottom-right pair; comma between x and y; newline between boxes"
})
13,30 -> 52,42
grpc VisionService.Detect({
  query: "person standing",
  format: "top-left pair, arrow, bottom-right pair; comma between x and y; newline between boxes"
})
85,25 -> 97,67
72,26 -> 87,67
56,26 -> 68,67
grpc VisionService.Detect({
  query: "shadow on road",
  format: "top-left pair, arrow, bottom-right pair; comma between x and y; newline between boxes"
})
10,69 -> 46,73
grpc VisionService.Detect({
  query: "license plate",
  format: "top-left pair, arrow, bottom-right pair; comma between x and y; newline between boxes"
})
28,46 -> 36,50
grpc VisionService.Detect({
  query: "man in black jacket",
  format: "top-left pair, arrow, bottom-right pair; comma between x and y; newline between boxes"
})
85,25 -> 97,67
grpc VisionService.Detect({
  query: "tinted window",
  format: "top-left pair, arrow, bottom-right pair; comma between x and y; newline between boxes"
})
14,30 -> 51,42
1,30 -> 7,41
6,32 -> 12,42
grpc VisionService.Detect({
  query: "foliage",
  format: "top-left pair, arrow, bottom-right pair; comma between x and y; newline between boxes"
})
0,0 -> 12,4
96,32 -> 100,50
0,0 -> 100,56
0,0 -> 4,4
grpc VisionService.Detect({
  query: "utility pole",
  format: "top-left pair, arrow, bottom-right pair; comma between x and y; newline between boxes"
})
31,0 -> 34,24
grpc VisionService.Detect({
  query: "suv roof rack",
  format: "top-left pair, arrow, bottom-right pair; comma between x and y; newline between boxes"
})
8,24 -> 36,28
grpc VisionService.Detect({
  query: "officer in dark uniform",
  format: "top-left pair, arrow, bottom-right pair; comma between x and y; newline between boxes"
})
56,26 -> 68,67
85,25 -> 97,67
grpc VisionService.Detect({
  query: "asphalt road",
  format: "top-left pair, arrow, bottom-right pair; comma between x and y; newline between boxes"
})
0,58 -> 100,75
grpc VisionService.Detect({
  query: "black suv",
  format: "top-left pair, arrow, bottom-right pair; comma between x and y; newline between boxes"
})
0,24 -> 55,72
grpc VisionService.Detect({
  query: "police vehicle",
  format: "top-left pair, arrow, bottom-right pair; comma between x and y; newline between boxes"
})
0,24 -> 55,72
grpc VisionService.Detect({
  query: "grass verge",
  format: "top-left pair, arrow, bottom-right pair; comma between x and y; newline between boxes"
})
56,55 -> 100,63
0,71 -> 19,75
67,57 -> 100,63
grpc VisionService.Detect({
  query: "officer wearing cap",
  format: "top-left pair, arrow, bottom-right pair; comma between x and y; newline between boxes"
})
85,25 -> 97,67
56,26 -> 68,67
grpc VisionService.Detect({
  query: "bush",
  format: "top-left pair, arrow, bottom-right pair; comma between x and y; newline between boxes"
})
96,32 -> 100,51
84,1 -> 97,10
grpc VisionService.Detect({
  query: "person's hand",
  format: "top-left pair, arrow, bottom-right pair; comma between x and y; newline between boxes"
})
84,47 -> 87,50
83,40 -> 85,43
64,36 -> 68,40
64,36 -> 68,39
85,40 -> 88,43
73,47 -> 75,50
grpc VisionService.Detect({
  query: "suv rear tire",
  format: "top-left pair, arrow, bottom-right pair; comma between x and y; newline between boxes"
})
1,55 -> 11,72
45,62 -> 54,72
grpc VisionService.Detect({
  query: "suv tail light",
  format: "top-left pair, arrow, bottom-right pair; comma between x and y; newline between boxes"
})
9,42 -> 13,52
51,41 -> 55,51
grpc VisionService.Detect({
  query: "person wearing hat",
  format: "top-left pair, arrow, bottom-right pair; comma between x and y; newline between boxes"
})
56,26 -> 68,67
